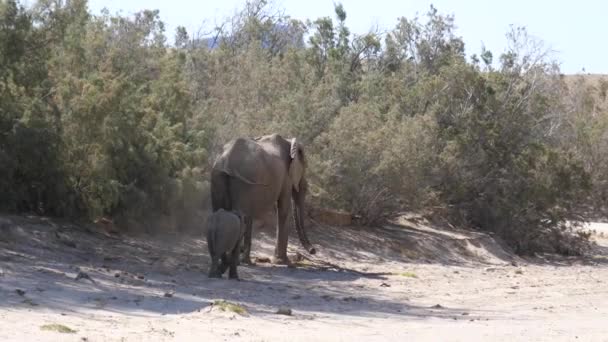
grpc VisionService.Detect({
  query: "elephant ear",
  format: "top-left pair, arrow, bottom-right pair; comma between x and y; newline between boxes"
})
288,138 -> 305,192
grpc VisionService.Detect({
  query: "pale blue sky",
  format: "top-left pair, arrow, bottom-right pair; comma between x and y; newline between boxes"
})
87,0 -> 607,74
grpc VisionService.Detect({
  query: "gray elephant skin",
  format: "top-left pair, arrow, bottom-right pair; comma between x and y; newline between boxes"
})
206,209 -> 245,279
210,133 -> 316,265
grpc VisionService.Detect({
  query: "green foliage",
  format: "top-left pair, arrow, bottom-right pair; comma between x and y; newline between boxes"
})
394,271 -> 418,278
1,0 -> 208,230
0,0 -> 68,215
40,324 -> 77,333
213,300 -> 248,315
556,75 -> 608,219
0,0 -> 598,253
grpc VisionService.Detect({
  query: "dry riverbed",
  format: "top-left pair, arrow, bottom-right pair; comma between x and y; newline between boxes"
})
1,215 -> 607,341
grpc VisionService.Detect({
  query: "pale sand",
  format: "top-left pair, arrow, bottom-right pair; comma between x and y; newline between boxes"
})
1,216 -> 607,342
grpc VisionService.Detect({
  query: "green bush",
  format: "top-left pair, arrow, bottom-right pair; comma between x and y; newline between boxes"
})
0,0 -> 599,254
313,102 -> 440,224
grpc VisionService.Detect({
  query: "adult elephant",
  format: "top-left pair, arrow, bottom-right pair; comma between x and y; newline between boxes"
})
210,133 -> 316,265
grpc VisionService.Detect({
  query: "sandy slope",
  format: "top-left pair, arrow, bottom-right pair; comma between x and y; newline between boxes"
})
1,215 -> 607,342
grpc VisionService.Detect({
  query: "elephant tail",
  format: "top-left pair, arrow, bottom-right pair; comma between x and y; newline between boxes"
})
211,169 -> 232,211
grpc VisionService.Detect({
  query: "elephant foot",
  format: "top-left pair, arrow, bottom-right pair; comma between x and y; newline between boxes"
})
272,255 -> 291,265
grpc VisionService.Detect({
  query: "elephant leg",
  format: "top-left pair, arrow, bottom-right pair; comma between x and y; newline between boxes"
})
219,253 -> 230,275
273,193 -> 291,265
208,256 -> 221,278
240,216 -> 253,265
228,244 -> 240,280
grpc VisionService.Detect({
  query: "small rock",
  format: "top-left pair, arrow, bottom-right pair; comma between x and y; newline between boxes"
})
291,295 -> 302,300
164,292 -> 173,298
114,273 -> 120,278
431,304 -> 444,309
485,267 -> 497,272
511,261 -> 519,267
276,306 -> 292,316
55,232 -> 77,248
515,269 -> 524,275
380,282 -> 391,287
75,271 -> 95,283
15,289 -> 25,296
321,295 -> 333,301
461,312 -> 469,316
137,274 -> 145,280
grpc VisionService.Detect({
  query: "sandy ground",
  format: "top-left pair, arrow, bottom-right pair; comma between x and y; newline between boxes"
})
1,215 -> 607,342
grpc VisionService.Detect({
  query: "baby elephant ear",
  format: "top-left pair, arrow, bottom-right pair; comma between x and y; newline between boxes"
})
289,138 -> 305,192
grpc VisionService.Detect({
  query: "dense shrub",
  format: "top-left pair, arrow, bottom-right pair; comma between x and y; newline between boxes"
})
0,0 -> 602,253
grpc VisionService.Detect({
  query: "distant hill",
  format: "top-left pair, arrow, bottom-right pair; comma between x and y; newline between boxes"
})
192,23 -> 304,51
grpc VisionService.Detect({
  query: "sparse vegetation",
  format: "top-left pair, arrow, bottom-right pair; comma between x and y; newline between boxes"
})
0,0 -> 604,254
213,300 -> 248,315
40,324 -> 77,333
395,271 -> 418,278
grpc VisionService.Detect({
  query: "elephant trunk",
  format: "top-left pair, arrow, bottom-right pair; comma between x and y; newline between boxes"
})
292,180 -> 316,255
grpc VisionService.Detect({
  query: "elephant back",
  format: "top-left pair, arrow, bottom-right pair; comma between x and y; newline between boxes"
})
213,138 -> 273,186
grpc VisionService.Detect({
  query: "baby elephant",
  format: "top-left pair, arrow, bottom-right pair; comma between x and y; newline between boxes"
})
206,209 -> 246,279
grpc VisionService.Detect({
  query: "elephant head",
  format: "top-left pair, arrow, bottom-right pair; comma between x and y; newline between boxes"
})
289,138 -> 316,255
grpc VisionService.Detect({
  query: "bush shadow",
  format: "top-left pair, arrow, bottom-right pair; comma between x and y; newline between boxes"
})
0,215 -> 491,321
